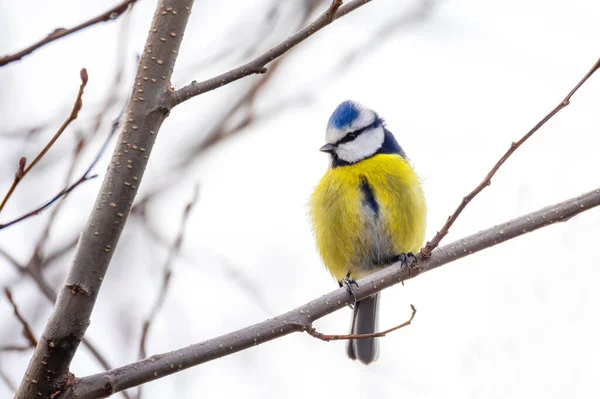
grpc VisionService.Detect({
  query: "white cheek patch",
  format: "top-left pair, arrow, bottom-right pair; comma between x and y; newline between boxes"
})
335,126 -> 385,163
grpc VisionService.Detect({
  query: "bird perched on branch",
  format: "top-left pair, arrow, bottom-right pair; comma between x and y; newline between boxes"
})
310,100 -> 426,365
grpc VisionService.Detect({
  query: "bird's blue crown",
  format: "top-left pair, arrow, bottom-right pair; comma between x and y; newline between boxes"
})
327,100 -> 361,130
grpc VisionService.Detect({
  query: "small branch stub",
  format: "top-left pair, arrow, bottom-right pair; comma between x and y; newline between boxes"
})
307,305 -> 417,341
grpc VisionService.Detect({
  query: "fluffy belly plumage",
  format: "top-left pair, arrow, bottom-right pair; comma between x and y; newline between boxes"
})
310,154 -> 426,282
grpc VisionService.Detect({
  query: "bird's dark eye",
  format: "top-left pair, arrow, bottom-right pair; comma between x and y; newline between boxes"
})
338,131 -> 360,145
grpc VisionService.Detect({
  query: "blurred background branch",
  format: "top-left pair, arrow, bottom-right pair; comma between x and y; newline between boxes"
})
4,288 -> 37,349
0,0 -> 137,67
0,69 -> 88,215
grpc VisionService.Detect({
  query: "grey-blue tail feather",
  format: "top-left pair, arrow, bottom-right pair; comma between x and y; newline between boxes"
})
347,293 -> 379,365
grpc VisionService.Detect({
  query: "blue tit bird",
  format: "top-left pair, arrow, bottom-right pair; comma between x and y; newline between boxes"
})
310,100 -> 426,365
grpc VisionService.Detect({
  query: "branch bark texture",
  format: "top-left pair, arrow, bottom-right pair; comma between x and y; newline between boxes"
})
62,186 -> 600,398
14,1 -> 194,397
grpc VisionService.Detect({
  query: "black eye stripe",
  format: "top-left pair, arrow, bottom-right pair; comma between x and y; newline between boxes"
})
335,120 -> 380,145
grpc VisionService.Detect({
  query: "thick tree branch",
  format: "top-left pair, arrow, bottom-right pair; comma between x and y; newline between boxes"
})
3,244 -> 123,389
0,0 -> 137,67
14,1 -> 194,397
421,56 -> 600,256
62,186 -> 600,399
169,0 -> 372,107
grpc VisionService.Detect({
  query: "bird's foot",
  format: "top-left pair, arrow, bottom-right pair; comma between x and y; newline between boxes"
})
342,273 -> 359,309
390,252 -> 419,275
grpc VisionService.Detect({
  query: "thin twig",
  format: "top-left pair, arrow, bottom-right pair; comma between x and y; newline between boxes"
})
170,0 -> 370,106
0,0 -> 137,67
0,91 -> 123,232
0,69 -> 88,214
0,345 -> 31,353
0,174 -> 97,231
30,97 -> 128,266
62,186 -> 600,398
137,185 -> 199,399
28,136 -> 86,268
4,288 -> 37,348
308,304 -> 417,341
421,56 -> 600,257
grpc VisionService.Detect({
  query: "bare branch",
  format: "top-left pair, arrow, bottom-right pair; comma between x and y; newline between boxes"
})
308,304 -> 417,341
0,85 -> 124,232
3,250 -> 121,383
0,345 -> 31,353
4,288 -> 37,348
137,185 -> 199,399
0,174 -> 97,231
1,112 -> 125,386
63,186 -> 600,398
14,1 -> 194,397
0,0 -> 137,67
170,0 -> 372,107
0,69 -> 89,214
421,56 -> 600,257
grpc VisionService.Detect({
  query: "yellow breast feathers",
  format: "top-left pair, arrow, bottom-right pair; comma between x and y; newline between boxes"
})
310,153 -> 426,282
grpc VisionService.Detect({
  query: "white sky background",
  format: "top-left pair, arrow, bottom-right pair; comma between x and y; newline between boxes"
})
1,0 -> 600,398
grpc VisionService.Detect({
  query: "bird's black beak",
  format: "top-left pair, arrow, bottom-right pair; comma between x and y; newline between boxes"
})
319,143 -> 336,153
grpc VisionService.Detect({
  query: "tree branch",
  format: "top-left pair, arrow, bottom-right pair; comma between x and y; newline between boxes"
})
421,56 -> 600,257
169,0 -> 372,107
307,304 -> 417,341
0,174 -> 97,231
0,0 -> 137,67
3,244 -> 125,396
14,1 -> 194,397
62,186 -> 600,399
0,69 -> 88,214
4,288 -> 37,348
